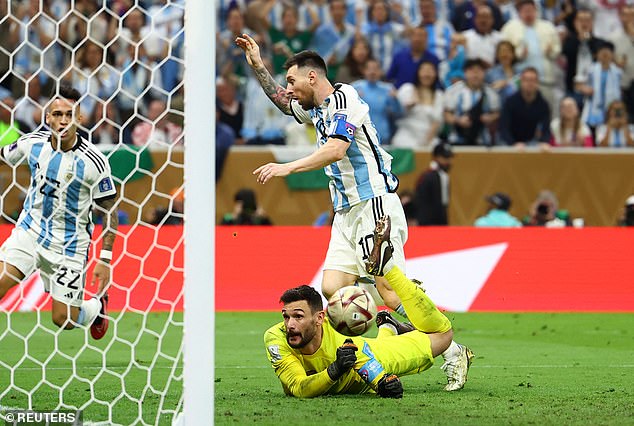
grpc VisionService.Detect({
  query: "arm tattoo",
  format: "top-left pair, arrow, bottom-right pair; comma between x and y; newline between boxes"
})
254,66 -> 292,115
95,197 -> 119,253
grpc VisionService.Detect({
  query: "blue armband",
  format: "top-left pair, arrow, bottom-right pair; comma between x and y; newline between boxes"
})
327,113 -> 356,142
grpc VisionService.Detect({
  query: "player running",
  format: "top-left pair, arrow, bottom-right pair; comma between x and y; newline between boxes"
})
0,84 -> 117,339
236,34 -> 408,315
264,216 -> 474,397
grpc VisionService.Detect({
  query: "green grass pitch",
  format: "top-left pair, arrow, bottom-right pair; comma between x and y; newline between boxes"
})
2,312 -> 633,425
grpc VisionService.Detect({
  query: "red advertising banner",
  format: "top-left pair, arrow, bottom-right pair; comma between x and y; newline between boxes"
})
0,225 -> 633,312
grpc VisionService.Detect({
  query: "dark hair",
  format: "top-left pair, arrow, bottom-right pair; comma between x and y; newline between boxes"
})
342,36 -> 373,81
521,66 -> 540,78
52,83 -> 81,103
280,285 -> 323,313
463,58 -> 487,71
516,0 -> 536,9
494,40 -> 517,65
235,188 -> 257,214
414,60 -> 440,90
283,50 -> 328,76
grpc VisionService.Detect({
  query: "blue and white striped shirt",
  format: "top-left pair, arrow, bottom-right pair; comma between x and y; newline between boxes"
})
0,131 -> 116,257
289,84 -> 399,212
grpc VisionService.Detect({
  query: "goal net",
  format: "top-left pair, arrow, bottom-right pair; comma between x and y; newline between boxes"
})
0,1 -> 193,423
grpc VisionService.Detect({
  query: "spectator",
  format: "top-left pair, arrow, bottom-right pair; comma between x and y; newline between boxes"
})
216,76 -> 244,143
576,41 -> 622,129
442,33 -> 467,87
263,5 -> 315,76
561,8 -> 604,98
444,58 -> 500,146
542,0 -> 576,28
392,61 -> 444,148
617,195 -> 634,226
550,96 -> 593,147
131,99 -> 183,148
298,0 -> 330,32
148,187 -> 184,225
69,41 -> 120,126
216,105 -> 236,182
0,95 -> 22,147
217,7 -> 258,79
386,25 -> 439,88
523,190 -> 570,227
398,189 -> 419,226
241,60 -> 290,146
92,102 -> 121,146
112,7 -> 163,67
596,100 -> 634,148
499,67 -> 551,147
59,0 -> 109,48
583,0 -> 621,40
352,58 -> 403,144
221,188 -> 272,225
610,5 -> 634,122
11,0 -> 63,87
463,4 -> 502,67
361,0 -> 407,72
310,0 -> 356,81
413,0 -> 453,61
14,73 -> 47,132
486,40 -> 520,104
494,0 -> 518,25
500,0 -> 561,111
336,36 -> 373,84
474,192 -> 522,227
414,142 -> 454,226
452,0 -> 504,32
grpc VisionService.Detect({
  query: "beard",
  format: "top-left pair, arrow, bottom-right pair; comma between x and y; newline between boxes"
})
299,99 -> 316,110
286,327 -> 316,349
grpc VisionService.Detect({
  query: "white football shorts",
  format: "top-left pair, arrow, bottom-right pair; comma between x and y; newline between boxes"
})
324,192 -> 408,279
0,227 -> 87,307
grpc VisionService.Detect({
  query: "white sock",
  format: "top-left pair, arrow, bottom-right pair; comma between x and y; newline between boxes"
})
379,323 -> 398,335
79,298 -> 101,326
441,340 -> 461,360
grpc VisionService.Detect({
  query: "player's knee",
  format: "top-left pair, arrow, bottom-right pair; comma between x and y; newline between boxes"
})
51,312 -> 72,329
321,281 -> 338,300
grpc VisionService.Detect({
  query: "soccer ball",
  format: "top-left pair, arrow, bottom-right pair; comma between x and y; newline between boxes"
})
327,286 -> 377,336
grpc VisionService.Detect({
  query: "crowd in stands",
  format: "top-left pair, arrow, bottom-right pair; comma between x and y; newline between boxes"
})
216,0 -> 634,150
0,0 -> 184,148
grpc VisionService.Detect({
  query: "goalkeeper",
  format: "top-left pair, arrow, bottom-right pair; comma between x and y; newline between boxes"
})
264,216 -> 474,397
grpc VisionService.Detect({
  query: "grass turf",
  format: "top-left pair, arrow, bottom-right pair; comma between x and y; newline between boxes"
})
1,312 -> 633,425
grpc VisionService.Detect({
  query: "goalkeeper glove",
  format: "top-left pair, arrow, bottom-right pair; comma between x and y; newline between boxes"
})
326,338 -> 358,381
377,373 -> 403,398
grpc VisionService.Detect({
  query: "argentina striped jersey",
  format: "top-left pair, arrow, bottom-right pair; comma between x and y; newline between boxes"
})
0,131 -> 116,257
289,83 -> 399,212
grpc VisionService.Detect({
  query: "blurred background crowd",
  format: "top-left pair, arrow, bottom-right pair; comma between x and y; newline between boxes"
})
0,0 -> 184,149
215,0 -> 634,150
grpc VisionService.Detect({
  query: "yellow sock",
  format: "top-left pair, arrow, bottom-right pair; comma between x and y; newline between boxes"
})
384,266 -> 452,333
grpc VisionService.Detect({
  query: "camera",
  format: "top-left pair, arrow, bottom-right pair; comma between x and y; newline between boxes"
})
537,203 -> 550,216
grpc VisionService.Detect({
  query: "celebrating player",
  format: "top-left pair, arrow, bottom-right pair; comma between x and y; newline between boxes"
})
0,84 -> 117,339
264,216 -> 474,397
236,34 -> 409,312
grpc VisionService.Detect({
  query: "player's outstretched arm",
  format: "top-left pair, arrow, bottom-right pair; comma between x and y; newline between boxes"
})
92,196 -> 119,295
253,137 -> 348,184
235,33 -> 292,115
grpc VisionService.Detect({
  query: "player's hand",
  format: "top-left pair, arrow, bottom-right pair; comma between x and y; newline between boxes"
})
92,261 -> 111,296
235,33 -> 264,69
253,162 -> 291,184
326,338 -> 358,381
377,373 -> 403,398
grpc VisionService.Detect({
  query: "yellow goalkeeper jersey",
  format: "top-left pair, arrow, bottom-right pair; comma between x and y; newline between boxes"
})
263,318 -> 434,397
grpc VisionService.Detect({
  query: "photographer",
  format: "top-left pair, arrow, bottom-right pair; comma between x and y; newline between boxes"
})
596,101 -> 634,147
523,190 -> 570,227
618,195 -> 634,226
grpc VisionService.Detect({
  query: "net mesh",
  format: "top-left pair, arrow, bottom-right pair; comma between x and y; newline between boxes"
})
0,1 -> 185,424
